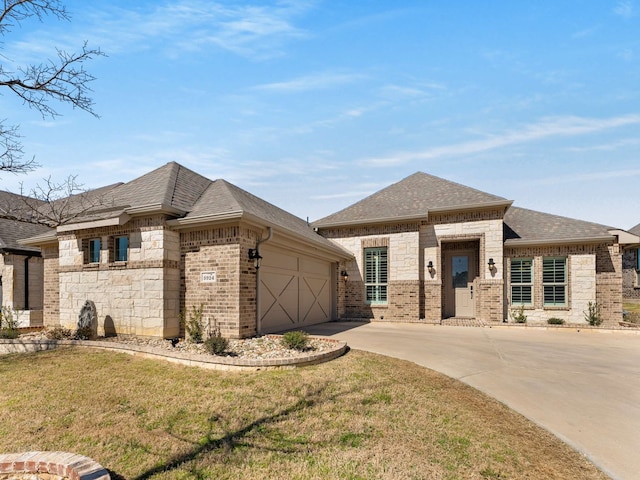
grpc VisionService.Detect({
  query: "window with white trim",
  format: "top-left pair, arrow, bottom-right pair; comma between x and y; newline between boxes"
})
364,247 -> 388,304
511,258 -> 533,306
114,236 -> 129,262
543,257 -> 567,306
88,238 -> 101,264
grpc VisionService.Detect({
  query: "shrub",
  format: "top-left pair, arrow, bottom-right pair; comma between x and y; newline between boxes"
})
46,326 -> 74,340
509,305 -> 527,324
547,317 -> 565,325
281,330 -> 310,351
204,321 -> 228,355
181,304 -> 205,343
584,301 -> 602,326
0,306 -> 19,339
75,325 -> 93,340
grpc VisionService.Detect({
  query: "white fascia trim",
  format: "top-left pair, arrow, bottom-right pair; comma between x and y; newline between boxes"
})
166,210 -> 244,227
125,203 -> 186,216
608,229 -> 640,246
313,200 -> 513,229
18,231 -> 58,246
57,212 -> 131,233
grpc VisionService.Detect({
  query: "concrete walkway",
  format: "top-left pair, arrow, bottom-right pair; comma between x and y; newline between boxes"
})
303,322 -> 640,480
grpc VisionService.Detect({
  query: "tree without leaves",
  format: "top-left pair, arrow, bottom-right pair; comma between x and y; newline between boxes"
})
0,0 -> 103,174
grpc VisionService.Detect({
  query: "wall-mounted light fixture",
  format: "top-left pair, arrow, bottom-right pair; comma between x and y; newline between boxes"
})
340,270 -> 349,282
488,258 -> 496,271
248,248 -> 262,268
427,261 -> 434,274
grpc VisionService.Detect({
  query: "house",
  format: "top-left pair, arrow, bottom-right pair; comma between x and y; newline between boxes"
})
0,191 -> 52,326
313,172 -> 639,327
20,162 -> 351,338
622,222 -> 640,301
18,165 -> 638,337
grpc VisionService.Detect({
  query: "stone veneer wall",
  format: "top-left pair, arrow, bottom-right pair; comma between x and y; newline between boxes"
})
323,210 -> 506,323
180,224 -> 260,339
0,253 -> 44,326
57,215 -> 181,338
622,248 -> 640,300
504,242 -> 622,326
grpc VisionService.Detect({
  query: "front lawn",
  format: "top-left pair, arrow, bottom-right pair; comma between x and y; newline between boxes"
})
0,348 -> 608,479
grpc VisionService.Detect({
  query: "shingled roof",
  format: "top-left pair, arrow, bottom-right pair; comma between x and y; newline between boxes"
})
504,207 -> 615,245
313,172 -> 512,227
630,223 -> 640,236
53,162 -> 349,257
0,191 -> 52,253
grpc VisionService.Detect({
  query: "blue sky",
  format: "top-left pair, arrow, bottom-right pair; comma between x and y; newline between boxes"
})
2,1 -> 639,228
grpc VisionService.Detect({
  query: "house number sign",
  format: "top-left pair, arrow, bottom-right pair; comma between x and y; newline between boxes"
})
200,271 -> 217,283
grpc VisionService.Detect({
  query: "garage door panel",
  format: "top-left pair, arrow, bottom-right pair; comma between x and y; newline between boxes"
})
259,247 -> 333,334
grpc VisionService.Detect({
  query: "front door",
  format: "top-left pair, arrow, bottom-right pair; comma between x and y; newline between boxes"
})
444,250 -> 477,318
452,255 -> 474,317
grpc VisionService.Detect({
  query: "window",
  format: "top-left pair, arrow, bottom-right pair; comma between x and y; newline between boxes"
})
543,257 -> 567,306
511,258 -> 533,306
364,247 -> 388,304
114,236 -> 128,262
88,238 -> 101,264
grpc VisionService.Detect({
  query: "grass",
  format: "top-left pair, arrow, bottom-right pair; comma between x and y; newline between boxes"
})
0,348 -> 609,480
623,302 -> 640,323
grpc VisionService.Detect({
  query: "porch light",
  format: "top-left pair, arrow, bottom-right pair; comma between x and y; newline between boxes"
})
488,258 -> 496,271
248,248 -> 262,268
427,261 -> 434,274
341,270 -> 349,282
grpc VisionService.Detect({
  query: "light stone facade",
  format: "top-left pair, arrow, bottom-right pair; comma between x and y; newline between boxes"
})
504,243 -> 623,327
0,253 -> 44,326
324,210 -> 507,324
323,208 -> 624,326
54,216 -> 182,338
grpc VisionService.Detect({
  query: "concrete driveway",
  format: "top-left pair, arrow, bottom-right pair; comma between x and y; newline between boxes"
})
303,322 -> 640,480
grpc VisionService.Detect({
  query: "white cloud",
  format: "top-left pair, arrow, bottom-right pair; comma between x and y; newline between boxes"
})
614,0 -> 635,18
6,1 -> 314,62
359,114 -> 640,167
252,72 -> 365,92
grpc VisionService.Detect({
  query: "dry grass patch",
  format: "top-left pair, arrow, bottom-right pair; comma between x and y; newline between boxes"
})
0,348 -> 608,480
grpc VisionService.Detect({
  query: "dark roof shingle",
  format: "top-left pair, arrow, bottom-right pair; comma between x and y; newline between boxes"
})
313,172 -> 511,227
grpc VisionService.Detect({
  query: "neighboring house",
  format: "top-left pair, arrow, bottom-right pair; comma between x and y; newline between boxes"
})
0,191 -> 52,326
622,222 -> 640,301
313,172 -> 638,327
21,162 -> 351,338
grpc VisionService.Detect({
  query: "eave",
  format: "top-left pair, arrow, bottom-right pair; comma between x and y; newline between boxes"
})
313,200 -> 513,229
504,234 -> 616,248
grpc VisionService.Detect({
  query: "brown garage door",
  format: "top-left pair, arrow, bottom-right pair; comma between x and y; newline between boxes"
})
258,245 -> 333,334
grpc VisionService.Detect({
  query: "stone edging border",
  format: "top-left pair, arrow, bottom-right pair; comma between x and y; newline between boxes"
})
0,451 -> 110,479
0,335 -> 349,371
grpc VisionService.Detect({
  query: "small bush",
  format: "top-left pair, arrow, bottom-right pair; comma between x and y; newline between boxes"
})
547,317 -> 565,325
0,306 -> 19,339
584,301 -> 602,326
281,330 -> 310,351
181,304 -> 205,343
75,325 -> 93,340
509,305 -> 527,324
46,326 -> 74,340
203,320 -> 228,355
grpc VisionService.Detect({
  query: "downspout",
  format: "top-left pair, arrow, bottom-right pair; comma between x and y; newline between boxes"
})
255,227 -> 273,335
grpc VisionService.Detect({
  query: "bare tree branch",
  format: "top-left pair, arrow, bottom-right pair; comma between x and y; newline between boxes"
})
0,0 -> 103,174
0,174 -> 114,227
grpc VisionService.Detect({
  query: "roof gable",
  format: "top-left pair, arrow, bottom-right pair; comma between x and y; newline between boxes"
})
313,172 -> 511,227
630,223 -> 640,236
